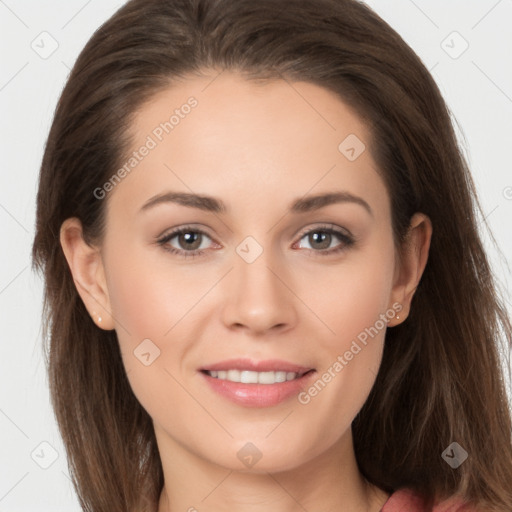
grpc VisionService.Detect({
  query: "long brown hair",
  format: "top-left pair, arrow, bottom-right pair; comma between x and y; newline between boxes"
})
31,0 -> 512,510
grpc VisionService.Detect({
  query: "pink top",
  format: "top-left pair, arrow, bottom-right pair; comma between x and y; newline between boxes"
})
381,488 -> 476,512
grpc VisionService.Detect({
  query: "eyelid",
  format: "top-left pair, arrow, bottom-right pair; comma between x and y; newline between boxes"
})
156,222 -> 356,257
156,223 -> 214,241
156,224 -> 217,250
294,222 -> 353,240
156,222 -> 353,242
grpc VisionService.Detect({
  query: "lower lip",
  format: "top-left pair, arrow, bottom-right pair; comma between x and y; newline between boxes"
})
199,370 -> 316,408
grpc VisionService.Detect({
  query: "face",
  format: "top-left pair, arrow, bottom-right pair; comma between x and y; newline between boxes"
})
67,70 -> 426,474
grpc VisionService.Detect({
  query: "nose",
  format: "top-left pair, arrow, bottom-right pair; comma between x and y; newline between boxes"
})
221,249 -> 298,336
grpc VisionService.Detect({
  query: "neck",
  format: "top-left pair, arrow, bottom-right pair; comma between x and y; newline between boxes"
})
155,425 -> 390,512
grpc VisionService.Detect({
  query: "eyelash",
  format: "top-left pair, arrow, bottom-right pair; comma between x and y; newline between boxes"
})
155,224 -> 356,259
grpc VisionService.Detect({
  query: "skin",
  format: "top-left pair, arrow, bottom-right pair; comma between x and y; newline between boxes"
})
60,70 -> 432,512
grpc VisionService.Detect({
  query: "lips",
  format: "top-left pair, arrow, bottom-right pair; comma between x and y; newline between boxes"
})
198,358 -> 317,407
199,358 -> 314,375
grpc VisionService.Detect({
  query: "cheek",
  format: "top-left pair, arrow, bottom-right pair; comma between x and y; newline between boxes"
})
105,245 -> 204,338
106,261 -> 160,336
103,246 -> 213,396
104,255 -> 189,415
306,241 -> 396,350
297,239 -> 395,419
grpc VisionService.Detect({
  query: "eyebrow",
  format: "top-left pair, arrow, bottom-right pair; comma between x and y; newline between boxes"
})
139,190 -> 373,217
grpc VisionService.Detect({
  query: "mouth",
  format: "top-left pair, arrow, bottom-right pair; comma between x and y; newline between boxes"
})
200,368 -> 315,384
198,358 -> 316,407
199,358 -> 315,382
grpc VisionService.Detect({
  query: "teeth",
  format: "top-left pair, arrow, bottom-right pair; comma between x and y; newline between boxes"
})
206,369 -> 300,384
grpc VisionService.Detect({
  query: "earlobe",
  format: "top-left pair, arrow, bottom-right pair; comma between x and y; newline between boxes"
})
59,218 -> 115,330
389,212 -> 433,326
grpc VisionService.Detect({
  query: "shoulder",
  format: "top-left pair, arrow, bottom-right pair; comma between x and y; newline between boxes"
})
381,488 -> 478,512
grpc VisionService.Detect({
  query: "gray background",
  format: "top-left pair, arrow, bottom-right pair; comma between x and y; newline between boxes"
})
1,1 -> 511,510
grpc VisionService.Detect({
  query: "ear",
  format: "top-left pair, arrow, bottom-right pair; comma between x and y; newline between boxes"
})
59,217 -> 115,330
388,212 -> 432,326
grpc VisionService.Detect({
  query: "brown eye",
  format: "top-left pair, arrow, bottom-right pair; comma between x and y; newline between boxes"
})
156,227 -> 215,258
307,231 -> 333,250
296,226 -> 355,256
175,231 -> 203,251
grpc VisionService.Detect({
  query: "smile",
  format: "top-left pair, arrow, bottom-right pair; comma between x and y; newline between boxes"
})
202,369 -> 312,384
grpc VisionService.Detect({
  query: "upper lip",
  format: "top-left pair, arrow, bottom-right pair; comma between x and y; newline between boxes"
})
200,358 -> 314,376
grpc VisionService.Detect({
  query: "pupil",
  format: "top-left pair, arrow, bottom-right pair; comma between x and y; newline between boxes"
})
311,231 -> 330,249
181,232 -> 200,250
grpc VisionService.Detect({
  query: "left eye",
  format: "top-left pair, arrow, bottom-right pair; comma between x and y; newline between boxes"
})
296,229 -> 350,251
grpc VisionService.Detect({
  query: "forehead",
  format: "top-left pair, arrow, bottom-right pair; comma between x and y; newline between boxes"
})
107,70 -> 389,221
131,70 -> 371,158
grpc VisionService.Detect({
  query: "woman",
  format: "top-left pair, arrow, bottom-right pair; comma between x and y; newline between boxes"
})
31,0 -> 512,511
